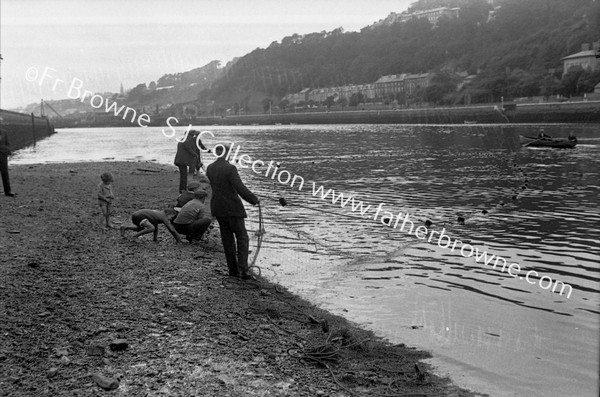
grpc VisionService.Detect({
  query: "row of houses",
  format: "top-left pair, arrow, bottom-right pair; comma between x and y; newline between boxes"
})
283,73 -> 432,105
398,7 -> 460,25
371,6 -> 461,29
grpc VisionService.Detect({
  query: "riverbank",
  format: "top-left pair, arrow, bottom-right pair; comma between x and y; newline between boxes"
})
0,162 -> 479,397
50,100 -> 600,129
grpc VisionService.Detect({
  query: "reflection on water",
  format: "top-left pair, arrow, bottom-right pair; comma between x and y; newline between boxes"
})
12,124 -> 600,397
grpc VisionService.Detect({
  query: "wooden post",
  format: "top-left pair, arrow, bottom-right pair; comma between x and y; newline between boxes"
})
46,117 -> 54,135
31,112 -> 37,146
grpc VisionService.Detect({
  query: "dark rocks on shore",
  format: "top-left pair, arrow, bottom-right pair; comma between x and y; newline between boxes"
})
109,339 -> 128,352
92,373 -> 119,390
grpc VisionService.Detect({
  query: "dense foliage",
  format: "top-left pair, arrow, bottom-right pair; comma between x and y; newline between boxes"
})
202,0 -> 600,110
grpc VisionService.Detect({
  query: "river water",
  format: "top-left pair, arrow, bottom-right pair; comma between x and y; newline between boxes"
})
11,124 -> 600,397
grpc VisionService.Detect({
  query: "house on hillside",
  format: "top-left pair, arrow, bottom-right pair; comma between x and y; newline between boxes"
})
400,7 -> 459,25
562,42 -> 600,76
283,88 -> 311,105
307,87 -> 338,104
374,73 -> 432,99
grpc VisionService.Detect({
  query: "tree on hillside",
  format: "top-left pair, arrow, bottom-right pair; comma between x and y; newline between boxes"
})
197,0 -> 600,109
539,75 -> 562,100
127,83 -> 149,103
504,68 -> 542,98
349,92 -> 366,108
576,69 -> 600,95
279,98 -> 290,112
561,67 -> 585,97
262,98 -> 273,113
424,72 -> 460,104
324,95 -> 335,110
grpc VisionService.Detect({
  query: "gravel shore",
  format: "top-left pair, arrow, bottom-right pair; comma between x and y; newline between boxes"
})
0,161 -> 479,397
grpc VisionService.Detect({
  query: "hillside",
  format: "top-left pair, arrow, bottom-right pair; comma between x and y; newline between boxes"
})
200,0 -> 600,111
14,0 -> 600,118
15,60 -> 227,117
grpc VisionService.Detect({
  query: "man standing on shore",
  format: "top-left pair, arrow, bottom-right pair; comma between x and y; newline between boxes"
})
0,127 -> 15,197
174,130 -> 207,193
206,145 -> 259,279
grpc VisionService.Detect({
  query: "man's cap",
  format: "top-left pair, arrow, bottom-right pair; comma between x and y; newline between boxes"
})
187,181 -> 201,190
194,189 -> 208,199
214,144 -> 230,156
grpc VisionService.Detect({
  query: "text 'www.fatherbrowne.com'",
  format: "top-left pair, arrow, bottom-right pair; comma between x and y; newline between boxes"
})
306,182 -> 573,298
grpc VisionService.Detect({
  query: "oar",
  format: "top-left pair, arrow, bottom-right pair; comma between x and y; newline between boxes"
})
522,137 -> 545,147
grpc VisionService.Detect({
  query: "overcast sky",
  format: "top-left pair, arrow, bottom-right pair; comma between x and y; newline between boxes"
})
0,0 -> 414,109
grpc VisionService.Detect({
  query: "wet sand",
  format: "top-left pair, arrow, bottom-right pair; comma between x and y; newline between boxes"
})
0,161 -> 479,396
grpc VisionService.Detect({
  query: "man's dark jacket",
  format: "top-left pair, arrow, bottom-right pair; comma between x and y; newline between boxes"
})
174,138 -> 199,167
0,129 -> 11,156
206,157 -> 258,217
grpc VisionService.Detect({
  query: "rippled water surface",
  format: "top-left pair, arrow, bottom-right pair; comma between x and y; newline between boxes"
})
12,124 -> 600,396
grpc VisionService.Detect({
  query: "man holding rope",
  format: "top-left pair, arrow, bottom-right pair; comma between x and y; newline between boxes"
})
207,144 -> 259,280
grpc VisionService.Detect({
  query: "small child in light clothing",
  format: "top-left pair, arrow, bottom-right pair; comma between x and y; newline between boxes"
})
97,172 -> 115,227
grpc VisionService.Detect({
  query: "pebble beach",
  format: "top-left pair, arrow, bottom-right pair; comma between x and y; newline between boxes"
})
0,161 -> 478,397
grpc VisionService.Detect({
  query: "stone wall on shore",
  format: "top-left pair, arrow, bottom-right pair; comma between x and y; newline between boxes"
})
0,109 -> 56,151
45,100 -> 600,129
148,101 -> 600,127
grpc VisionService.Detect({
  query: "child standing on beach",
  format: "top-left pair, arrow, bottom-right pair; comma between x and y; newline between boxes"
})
97,172 -> 115,227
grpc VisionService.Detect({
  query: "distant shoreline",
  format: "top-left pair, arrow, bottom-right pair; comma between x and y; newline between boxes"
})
46,100 -> 600,129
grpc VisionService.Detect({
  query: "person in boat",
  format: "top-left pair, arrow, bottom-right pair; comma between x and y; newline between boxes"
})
537,129 -> 551,140
568,132 -> 578,143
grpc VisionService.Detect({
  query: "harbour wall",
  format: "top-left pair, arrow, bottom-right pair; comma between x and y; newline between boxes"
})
151,101 -> 600,126
0,109 -> 56,151
52,100 -> 600,129
151,105 -> 509,127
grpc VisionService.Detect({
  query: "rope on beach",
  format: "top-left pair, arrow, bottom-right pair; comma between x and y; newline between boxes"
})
220,276 -> 261,290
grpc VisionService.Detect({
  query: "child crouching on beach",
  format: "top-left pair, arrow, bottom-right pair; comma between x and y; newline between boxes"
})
120,209 -> 182,243
97,172 -> 115,228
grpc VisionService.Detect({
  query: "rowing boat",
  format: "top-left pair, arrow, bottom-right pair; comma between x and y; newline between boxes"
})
519,135 -> 577,148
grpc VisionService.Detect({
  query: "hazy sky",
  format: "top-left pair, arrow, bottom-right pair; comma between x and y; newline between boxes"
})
0,0 -> 414,109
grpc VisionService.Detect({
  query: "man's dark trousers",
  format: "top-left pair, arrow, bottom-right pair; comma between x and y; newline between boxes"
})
0,155 -> 10,194
177,165 -> 194,193
173,218 -> 211,240
217,216 -> 249,277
